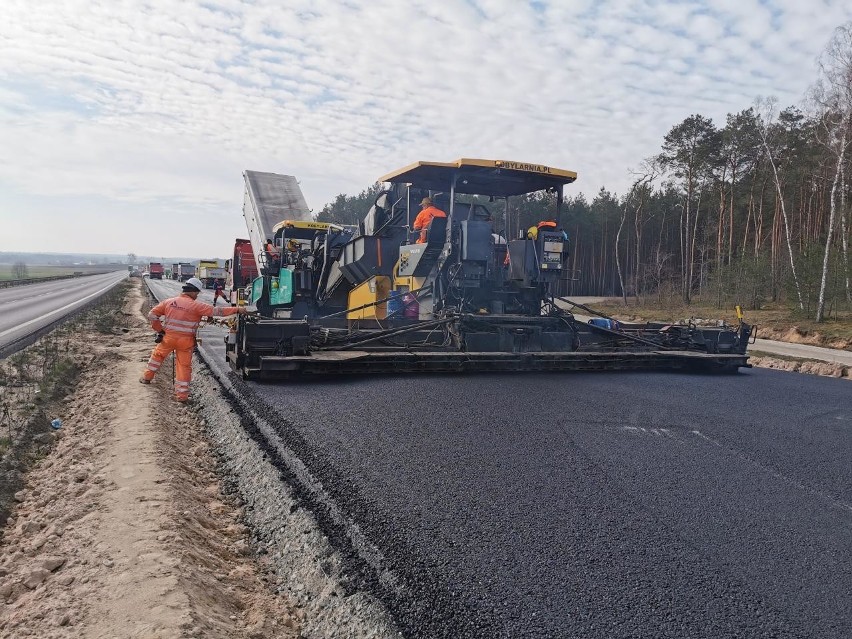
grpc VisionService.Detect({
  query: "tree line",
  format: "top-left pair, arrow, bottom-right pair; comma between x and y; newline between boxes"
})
316,24 -> 852,321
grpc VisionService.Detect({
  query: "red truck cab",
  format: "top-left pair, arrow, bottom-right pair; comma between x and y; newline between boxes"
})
148,262 -> 165,280
226,239 -> 259,305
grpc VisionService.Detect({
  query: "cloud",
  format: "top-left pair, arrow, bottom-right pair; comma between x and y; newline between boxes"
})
1,0 -> 851,256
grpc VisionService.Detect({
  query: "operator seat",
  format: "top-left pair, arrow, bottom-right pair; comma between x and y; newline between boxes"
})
421,216 -> 448,261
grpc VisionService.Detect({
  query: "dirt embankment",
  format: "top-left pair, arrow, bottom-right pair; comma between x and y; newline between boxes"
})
0,283 -> 299,638
754,326 -> 851,351
747,355 -> 850,379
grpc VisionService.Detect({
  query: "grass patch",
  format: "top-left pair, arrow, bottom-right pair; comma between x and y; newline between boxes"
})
89,281 -> 132,333
0,265 -> 76,280
0,264 -> 124,280
38,358 -> 81,397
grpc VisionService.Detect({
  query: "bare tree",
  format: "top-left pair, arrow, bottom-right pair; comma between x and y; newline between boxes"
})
616,162 -> 658,304
811,24 -> 852,320
12,262 -> 28,279
842,155 -> 850,302
755,96 -> 805,310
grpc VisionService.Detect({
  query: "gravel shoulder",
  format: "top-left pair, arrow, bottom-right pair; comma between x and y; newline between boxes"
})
143,278 -> 401,639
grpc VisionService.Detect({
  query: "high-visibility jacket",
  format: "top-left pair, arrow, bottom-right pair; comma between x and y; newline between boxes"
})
265,242 -> 279,266
412,206 -> 447,243
148,293 -> 239,335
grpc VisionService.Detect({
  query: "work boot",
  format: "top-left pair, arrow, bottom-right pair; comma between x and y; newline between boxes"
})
139,377 -> 151,384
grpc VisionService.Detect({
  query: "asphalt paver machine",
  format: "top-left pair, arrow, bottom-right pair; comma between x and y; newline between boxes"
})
227,160 -> 751,379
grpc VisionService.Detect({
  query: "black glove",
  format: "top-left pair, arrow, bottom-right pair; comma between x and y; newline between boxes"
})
154,332 -> 165,343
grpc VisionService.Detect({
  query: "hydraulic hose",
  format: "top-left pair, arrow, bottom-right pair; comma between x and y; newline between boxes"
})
333,317 -> 455,351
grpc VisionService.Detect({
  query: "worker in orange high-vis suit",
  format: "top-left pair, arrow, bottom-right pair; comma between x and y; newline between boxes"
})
140,277 -> 247,402
412,197 -> 447,243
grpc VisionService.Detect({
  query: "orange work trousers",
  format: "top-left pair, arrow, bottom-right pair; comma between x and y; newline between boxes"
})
141,332 -> 195,400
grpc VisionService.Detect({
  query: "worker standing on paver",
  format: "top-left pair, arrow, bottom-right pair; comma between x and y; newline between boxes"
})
265,238 -> 280,271
140,277 -> 246,402
412,197 -> 447,243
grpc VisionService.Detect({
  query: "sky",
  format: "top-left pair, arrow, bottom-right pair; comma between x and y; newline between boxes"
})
2,0 -> 852,259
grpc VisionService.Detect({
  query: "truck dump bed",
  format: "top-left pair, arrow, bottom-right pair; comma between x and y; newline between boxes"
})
243,171 -> 310,268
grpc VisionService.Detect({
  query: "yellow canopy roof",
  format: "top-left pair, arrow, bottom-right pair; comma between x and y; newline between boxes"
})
377,158 -> 577,197
272,220 -> 332,231
271,219 -> 333,241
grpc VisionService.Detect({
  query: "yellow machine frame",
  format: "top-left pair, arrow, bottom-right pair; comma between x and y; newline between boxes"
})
347,276 -> 391,321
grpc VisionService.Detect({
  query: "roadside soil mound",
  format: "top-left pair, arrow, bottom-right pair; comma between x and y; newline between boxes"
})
748,355 -> 850,379
756,326 -> 851,351
0,282 -> 299,638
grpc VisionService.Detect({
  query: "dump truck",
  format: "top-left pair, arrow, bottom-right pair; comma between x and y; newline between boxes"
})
196,260 -> 226,289
177,262 -> 195,282
226,160 -> 752,379
171,263 -> 181,280
226,239 -> 259,305
148,262 -> 164,280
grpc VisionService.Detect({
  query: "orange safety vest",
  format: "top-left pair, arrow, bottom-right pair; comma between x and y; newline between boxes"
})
413,206 -> 447,243
147,293 -> 239,336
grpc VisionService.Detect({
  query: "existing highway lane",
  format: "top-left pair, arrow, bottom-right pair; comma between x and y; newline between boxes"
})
0,271 -> 128,357
146,280 -> 852,638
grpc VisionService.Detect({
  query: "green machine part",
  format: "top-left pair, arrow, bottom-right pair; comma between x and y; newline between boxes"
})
270,268 -> 293,305
251,269 -> 293,306
251,276 -> 264,305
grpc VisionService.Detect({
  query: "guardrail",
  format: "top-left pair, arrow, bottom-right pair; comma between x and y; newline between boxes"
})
0,271 -> 113,289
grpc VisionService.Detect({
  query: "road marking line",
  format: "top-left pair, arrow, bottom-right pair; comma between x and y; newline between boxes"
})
690,429 -> 852,514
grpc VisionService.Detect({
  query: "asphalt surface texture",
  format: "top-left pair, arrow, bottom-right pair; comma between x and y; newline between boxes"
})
148,279 -> 852,638
0,270 -> 128,357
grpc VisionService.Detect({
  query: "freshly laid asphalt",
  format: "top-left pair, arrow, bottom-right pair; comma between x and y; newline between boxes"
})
238,369 -> 850,639
148,280 -> 852,638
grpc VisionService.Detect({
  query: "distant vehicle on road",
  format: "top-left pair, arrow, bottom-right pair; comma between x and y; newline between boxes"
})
171,263 -> 180,280
196,259 -> 226,289
148,262 -> 164,280
141,271 -> 150,278
177,262 -> 195,282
